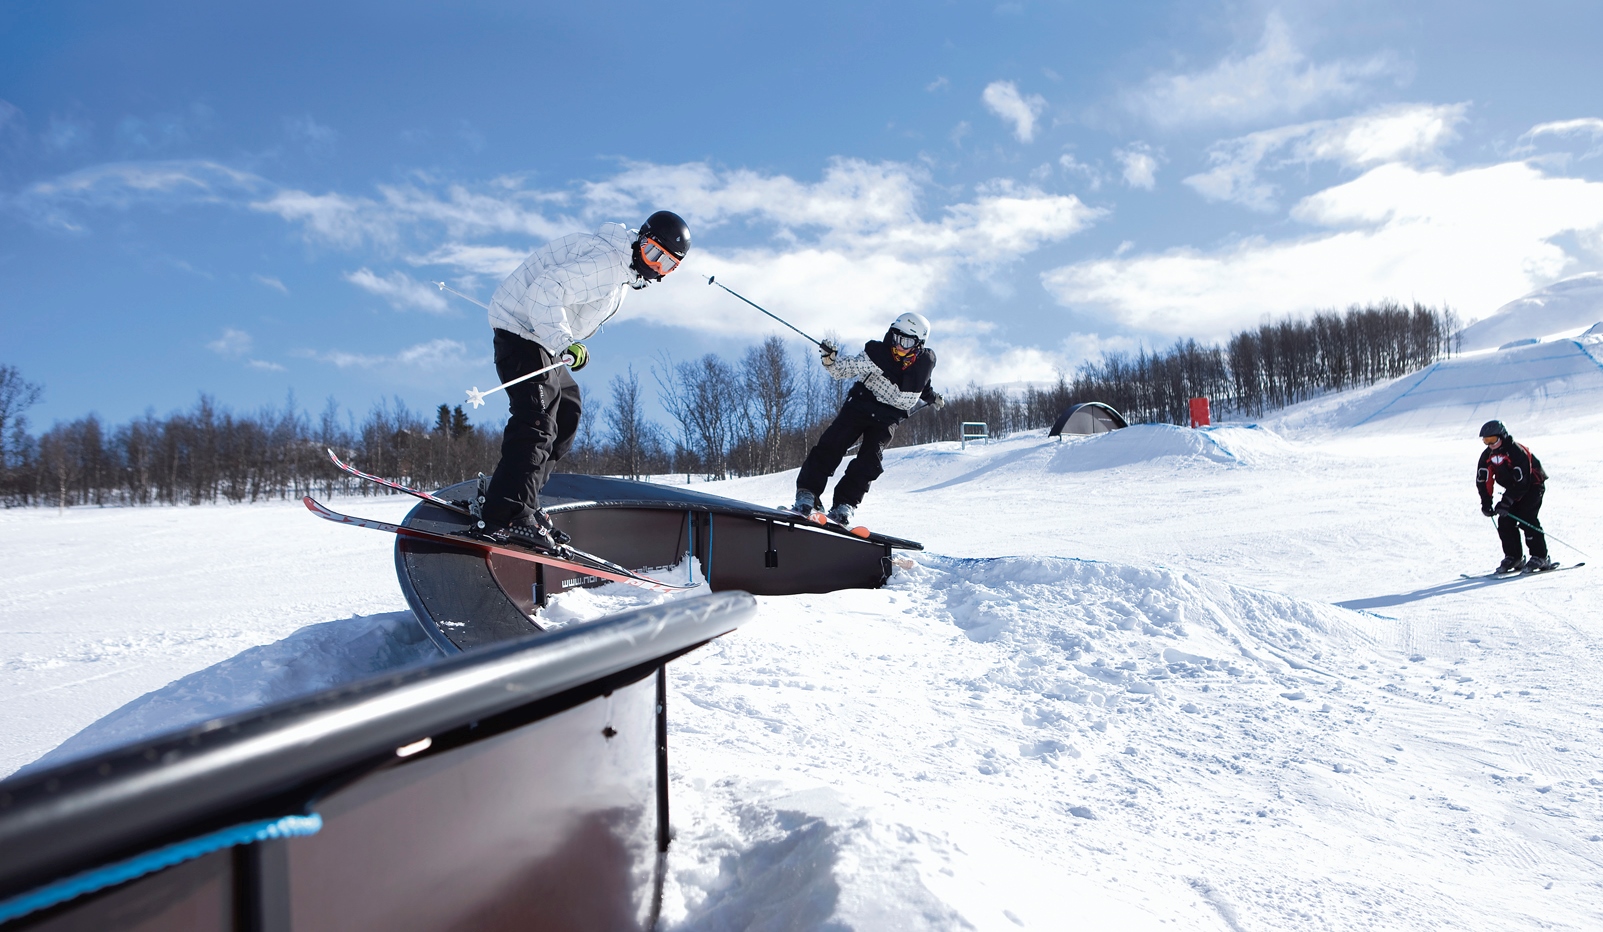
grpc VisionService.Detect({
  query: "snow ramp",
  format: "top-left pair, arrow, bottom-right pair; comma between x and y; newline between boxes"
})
1457,272 -> 1603,351
658,553 -> 1501,930
1267,332 -> 1603,437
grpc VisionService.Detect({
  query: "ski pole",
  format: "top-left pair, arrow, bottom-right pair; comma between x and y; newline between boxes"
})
464,357 -> 571,409
1491,512 -> 1590,558
704,275 -> 823,347
435,281 -> 490,311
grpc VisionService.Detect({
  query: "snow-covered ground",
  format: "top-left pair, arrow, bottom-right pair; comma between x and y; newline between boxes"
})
3,330 -> 1602,929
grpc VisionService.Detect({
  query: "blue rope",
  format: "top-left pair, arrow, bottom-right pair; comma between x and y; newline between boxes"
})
0,813 -> 322,924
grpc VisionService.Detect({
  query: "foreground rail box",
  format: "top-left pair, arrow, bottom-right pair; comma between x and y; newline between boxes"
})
0,592 -> 757,931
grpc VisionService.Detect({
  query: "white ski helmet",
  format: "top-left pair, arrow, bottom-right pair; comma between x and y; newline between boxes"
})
888,312 -> 931,344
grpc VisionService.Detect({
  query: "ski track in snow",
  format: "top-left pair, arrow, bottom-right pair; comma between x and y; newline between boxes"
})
4,348 -> 1603,929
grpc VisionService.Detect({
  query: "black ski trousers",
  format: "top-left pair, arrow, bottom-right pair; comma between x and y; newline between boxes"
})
796,402 -> 896,509
482,329 -> 581,529
1496,489 -> 1548,561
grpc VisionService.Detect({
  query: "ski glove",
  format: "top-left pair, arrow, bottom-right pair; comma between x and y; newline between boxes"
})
1492,501 -> 1511,517
819,339 -> 839,366
1481,504 -> 1495,517
928,392 -> 945,410
564,342 -> 588,372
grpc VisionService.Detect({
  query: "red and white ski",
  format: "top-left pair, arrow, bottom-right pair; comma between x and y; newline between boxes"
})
303,496 -> 696,594
326,448 -> 481,521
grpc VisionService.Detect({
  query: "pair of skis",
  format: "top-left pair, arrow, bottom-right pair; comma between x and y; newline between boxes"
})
784,503 -> 871,539
1459,561 -> 1585,580
306,451 -> 696,594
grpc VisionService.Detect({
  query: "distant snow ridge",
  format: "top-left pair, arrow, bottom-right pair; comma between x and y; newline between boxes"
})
1266,334 -> 1603,437
1458,272 -> 1603,351
1050,424 -> 1294,472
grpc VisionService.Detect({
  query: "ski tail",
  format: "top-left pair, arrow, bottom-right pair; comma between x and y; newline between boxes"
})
326,448 -> 478,520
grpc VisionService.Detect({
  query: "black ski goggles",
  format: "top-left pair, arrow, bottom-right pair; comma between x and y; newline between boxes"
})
639,236 -> 680,276
889,330 -> 921,349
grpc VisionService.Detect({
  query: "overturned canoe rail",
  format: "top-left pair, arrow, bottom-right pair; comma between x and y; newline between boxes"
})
0,591 -> 757,931
397,474 -> 922,653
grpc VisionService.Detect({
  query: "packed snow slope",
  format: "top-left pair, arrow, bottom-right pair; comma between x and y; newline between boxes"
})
1458,272 -> 1603,352
1268,327 -> 1603,440
3,340 -> 1601,929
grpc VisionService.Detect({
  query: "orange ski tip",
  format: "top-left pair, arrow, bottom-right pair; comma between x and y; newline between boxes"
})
849,526 -> 870,538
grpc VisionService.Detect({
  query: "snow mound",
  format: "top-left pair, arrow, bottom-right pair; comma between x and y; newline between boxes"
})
20,612 -> 442,775
663,552 -> 1412,929
1048,423 -> 1292,472
1265,336 -> 1603,437
1458,272 -> 1603,351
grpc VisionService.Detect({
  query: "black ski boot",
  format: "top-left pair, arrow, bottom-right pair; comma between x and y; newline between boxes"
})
465,520 -> 568,556
1496,555 -> 1526,575
790,488 -> 821,518
1524,554 -> 1557,572
532,507 -> 572,545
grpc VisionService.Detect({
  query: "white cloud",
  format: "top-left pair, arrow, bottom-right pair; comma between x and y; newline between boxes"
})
209,328 -> 284,370
580,162 -> 1101,345
6,154 -> 1100,347
1130,13 -> 1395,128
1116,144 -> 1160,190
207,328 -> 253,357
6,160 -> 263,231
407,243 -> 528,277
252,273 -> 288,293
1058,153 -> 1104,191
926,77 -> 950,93
296,338 -> 471,371
1519,117 -> 1603,160
1523,117 -> 1603,141
344,268 -> 451,314
982,81 -> 1047,143
1043,160 -> 1603,337
1186,103 -> 1467,210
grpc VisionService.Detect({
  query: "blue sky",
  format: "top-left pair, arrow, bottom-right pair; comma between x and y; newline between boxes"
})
4,0 -> 1603,430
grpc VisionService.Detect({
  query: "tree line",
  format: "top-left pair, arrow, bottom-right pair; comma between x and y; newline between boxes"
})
0,300 -> 1457,507
1067,301 -> 1459,424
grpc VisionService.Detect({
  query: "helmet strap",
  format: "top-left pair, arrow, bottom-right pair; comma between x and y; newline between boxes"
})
630,242 -> 662,282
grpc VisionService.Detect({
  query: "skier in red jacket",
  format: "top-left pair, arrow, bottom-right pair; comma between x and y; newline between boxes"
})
1475,419 -> 1554,574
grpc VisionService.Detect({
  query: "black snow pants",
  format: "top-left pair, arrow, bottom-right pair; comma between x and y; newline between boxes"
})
481,329 -> 581,529
1496,489 -> 1548,561
796,402 -> 896,509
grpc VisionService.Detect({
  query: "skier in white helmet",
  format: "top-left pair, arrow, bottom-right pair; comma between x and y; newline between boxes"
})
793,312 -> 943,527
477,210 -> 690,551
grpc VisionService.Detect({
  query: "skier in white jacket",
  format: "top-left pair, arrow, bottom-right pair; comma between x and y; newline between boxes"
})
479,210 -> 690,549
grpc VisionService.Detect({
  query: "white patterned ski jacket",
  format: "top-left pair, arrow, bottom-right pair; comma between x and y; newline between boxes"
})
487,223 -> 645,354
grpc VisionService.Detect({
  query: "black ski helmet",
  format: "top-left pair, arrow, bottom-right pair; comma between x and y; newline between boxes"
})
638,210 -> 691,260
1478,419 -> 1507,438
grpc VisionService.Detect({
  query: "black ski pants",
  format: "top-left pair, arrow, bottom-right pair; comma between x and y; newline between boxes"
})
482,329 -> 581,529
1496,489 -> 1548,561
797,402 -> 896,509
